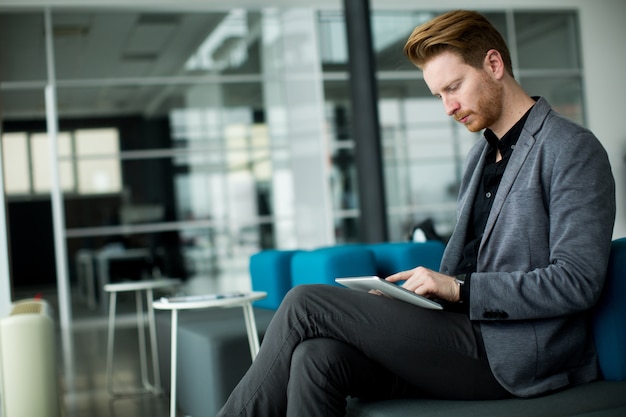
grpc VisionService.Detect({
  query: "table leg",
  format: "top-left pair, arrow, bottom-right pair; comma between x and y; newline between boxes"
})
242,302 -> 260,360
146,288 -> 162,393
106,292 -> 117,395
98,256 -> 109,314
136,290 -> 150,390
85,259 -> 96,309
169,309 -> 179,417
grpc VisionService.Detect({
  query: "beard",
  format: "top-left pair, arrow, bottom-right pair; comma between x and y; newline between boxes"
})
458,76 -> 503,132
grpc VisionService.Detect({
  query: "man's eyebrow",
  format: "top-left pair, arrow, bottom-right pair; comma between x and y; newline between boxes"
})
435,78 -> 462,96
445,79 -> 461,90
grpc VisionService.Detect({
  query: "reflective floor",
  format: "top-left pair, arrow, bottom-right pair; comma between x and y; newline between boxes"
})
61,301 -> 174,417
11,266 -> 250,417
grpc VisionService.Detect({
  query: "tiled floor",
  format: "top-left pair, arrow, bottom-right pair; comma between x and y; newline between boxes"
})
10,267 -> 251,417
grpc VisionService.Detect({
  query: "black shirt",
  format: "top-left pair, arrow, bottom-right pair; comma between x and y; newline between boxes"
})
455,107 -> 533,304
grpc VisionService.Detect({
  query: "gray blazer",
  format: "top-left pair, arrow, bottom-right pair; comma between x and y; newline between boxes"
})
440,97 -> 616,397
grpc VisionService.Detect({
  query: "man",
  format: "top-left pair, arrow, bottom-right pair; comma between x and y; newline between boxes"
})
217,10 -> 615,417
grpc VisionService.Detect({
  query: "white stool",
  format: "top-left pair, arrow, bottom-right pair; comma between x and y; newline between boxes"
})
104,278 -> 181,396
153,291 -> 267,417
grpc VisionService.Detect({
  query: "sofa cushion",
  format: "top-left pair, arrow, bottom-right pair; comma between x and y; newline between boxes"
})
593,238 -> 626,380
290,245 -> 377,286
366,241 -> 445,278
250,249 -> 301,310
346,381 -> 626,417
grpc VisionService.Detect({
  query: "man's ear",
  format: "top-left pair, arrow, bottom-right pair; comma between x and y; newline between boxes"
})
484,49 -> 505,79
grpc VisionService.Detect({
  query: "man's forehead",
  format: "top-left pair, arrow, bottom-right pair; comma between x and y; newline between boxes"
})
423,52 -> 468,92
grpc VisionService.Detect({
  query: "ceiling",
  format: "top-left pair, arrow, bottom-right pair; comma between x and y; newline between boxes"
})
0,6 -> 422,122
0,9 -> 269,120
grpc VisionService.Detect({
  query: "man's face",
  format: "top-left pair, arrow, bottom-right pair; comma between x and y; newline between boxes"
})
422,50 -> 502,133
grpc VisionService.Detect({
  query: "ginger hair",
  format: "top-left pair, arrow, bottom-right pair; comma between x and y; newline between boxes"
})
404,10 -> 514,77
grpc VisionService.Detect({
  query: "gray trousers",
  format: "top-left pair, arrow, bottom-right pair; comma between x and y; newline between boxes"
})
217,284 -> 509,417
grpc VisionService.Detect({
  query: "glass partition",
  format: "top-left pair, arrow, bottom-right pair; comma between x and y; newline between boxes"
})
515,12 -> 581,70
0,9 -> 290,309
0,12 -> 47,82
319,9 -> 585,242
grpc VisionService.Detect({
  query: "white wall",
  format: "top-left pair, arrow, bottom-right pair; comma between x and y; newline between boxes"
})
576,0 -> 626,239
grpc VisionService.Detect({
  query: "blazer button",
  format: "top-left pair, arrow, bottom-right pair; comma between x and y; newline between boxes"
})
483,310 -> 509,319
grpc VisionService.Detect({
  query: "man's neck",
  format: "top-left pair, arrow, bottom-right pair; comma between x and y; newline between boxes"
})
490,83 -> 536,138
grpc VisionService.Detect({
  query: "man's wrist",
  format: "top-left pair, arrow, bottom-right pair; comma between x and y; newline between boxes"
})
455,274 -> 469,304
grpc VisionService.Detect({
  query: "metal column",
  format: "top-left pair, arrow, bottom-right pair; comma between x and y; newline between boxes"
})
343,0 -> 388,243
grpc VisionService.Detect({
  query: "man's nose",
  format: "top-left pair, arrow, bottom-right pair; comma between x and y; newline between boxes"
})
443,97 -> 459,116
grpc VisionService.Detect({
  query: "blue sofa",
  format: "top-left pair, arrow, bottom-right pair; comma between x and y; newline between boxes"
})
250,239 -> 626,416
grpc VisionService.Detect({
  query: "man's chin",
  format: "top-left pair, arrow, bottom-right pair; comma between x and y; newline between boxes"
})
464,123 -> 484,133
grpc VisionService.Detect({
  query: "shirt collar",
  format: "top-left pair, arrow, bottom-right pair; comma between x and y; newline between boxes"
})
483,106 -> 533,153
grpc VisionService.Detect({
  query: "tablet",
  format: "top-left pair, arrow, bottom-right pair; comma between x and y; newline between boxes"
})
335,276 -> 443,310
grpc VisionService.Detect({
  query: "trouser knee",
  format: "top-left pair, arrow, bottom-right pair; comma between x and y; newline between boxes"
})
280,284 -> 328,311
290,338 -> 355,390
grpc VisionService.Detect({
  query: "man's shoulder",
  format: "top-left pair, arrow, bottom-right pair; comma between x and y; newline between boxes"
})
526,97 -> 592,138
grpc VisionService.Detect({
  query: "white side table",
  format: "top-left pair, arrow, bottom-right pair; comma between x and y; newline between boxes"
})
153,291 -> 267,417
104,278 -> 181,396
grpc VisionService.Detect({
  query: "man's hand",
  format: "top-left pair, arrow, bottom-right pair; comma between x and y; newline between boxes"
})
385,267 -> 461,303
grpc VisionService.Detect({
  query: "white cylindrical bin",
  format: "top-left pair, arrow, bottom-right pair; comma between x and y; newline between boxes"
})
0,299 -> 61,417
